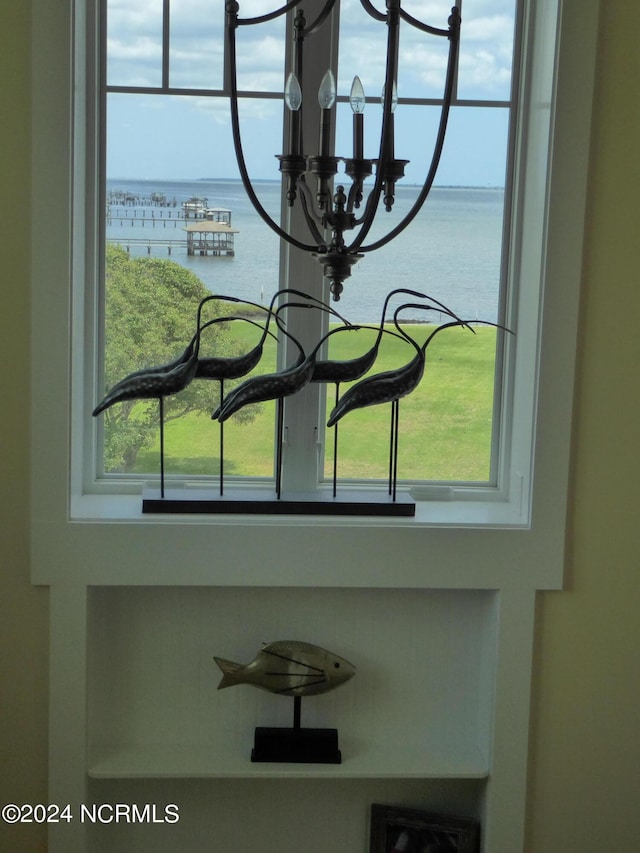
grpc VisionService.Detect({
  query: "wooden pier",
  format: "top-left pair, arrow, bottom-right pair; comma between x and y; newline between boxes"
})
106,198 -> 238,257
107,189 -> 178,208
107,237 -> 190,256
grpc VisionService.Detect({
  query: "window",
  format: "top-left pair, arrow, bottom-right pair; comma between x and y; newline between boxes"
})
30,0 -> 596,538
96,0 -> 517,500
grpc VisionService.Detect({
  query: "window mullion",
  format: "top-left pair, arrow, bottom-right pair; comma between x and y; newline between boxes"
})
162,0 -> 170,89
278,0 -> 339,493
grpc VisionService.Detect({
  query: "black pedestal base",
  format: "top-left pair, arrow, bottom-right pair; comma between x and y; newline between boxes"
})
251,726 -> 342,764
141,486 -> 415,517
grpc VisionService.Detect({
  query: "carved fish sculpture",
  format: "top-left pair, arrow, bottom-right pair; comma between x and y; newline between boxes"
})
214,640 -> 356,697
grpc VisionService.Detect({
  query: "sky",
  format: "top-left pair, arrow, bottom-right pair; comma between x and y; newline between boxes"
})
106,0 -> 516,186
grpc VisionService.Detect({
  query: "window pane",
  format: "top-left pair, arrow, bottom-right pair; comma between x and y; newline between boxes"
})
106,93 -> 283,180
103,93 -> 283,478
338,0 -> 454,100
324,104 -> 508,483
232,0 -> 287,93
169,0 -> 224,90
107,0 -> 164,87
457,0 -> 516,101
337,0 -> 516,104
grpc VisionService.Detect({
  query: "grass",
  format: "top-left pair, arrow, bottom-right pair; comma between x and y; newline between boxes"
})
134,322 -> 497,483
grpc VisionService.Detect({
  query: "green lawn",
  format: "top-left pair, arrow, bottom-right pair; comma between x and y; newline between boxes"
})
134,322 -> 497,483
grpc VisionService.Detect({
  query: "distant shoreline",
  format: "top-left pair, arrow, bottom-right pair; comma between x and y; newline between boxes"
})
107,177 -> 505,191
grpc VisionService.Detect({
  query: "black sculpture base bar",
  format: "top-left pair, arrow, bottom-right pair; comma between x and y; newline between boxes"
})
251,726 -> 341,764
141,487 -> 415,517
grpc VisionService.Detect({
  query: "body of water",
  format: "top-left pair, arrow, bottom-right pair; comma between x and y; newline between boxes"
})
106,178 -> 504,323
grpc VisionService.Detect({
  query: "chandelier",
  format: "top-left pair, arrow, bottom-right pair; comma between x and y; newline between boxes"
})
225,0 -> 461,300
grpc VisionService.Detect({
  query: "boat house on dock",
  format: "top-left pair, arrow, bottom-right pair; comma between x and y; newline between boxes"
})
183,216 -> 239,256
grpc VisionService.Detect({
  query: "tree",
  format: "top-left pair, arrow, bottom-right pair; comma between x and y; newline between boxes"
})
101,245 -> 258,472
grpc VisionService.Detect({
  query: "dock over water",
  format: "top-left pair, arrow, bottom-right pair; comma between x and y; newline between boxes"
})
106,191 -> 238,257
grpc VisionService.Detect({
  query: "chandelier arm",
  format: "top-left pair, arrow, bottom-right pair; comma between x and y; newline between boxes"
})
347,180 -> 364,213
297,180 -> 329,246
236,0 -> 299,27
358,0 -> 387,23
359,8 -> 461,254
346,0 -> 402,253
226,10 -> 319,253
397,7 -> 451,37
300,0 -> 337,38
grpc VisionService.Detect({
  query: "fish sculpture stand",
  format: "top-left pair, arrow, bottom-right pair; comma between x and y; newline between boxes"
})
214,640 -> 356,764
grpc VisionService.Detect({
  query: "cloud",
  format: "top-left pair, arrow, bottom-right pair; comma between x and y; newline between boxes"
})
107,36 -> 160,62
464,13 -> 514,43
191,94 -> 281,126
108,0 -> 162,35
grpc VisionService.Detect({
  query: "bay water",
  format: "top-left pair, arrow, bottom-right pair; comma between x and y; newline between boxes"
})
106,178 -> 504,324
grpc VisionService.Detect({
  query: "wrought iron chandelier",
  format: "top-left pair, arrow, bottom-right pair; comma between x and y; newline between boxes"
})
225,0 -> 461,300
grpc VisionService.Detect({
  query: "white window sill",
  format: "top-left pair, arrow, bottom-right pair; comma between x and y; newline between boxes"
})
68,483 -> 528,529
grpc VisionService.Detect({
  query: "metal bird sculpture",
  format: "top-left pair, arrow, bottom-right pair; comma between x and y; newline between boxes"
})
311,287 -> 467,387
91,294 -> 224,415
310,287 -> 466,495
195,295 -> 282,495
197,288 -> 336,413
327,302 -> 500,498
194,288 -> 317,382
92,296 -> 227,498
212,300 -> 351,423
212,300 -> 351,497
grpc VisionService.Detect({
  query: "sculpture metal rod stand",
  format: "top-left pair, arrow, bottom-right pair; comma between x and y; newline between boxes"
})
332,423 -> 339,498
275,397 -> 284,499
388,399 -> 400,502
332,384 -> 340,499
251,695 -> 341,764
219,381 -> 225,496
159,396 -> 165,499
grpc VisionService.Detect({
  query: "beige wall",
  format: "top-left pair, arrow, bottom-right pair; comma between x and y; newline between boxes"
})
1,1 -> 638,851
0,6 -> 49,853
526,2 -> 640,848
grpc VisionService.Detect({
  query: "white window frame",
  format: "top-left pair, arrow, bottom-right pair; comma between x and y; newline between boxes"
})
31,0 -> 598,588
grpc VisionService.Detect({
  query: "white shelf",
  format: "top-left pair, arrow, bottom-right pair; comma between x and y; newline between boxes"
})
87,586 -> 496,784
88,740 -> 489,780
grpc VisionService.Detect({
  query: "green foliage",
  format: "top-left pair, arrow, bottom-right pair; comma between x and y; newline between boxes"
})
101,245 -> 257,472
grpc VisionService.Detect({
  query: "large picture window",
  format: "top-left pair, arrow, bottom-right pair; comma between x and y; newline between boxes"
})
31,0 -> 596,549
97,0 -> 518,497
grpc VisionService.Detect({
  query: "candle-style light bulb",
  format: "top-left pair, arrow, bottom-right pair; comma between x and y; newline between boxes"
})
284,72 -> 302,158
285,72 -> 302,112
318,69 -> 336,157
350,76 -> 366,114
318,69 -> 336,109
350,76 -> 366,160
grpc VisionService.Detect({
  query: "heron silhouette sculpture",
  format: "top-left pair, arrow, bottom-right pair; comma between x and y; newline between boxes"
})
213,300 -> 351,498
199,289 -> 350,494
92,296 -> 241,498
327,303 -> 507,500
194,293 -> 284,495
311,288 -> 468,495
